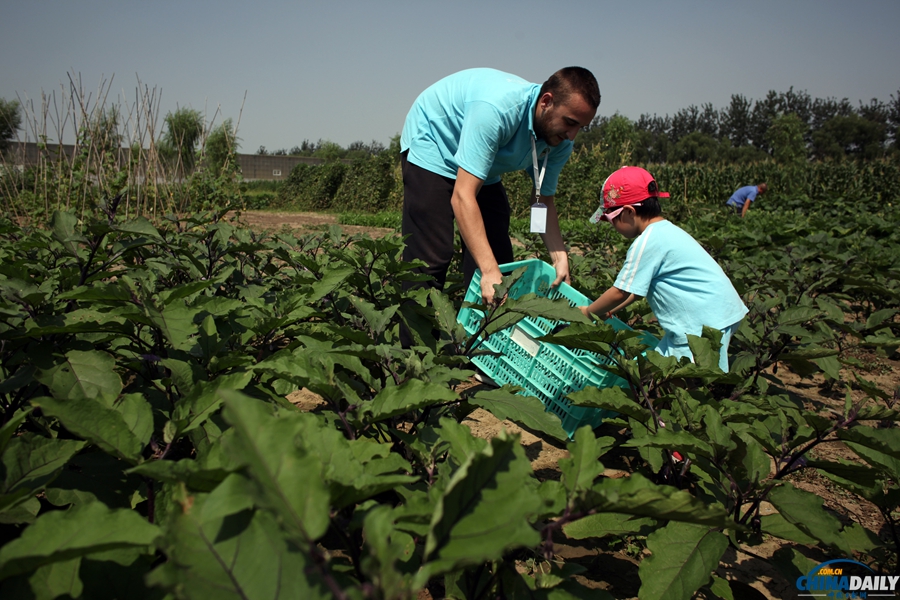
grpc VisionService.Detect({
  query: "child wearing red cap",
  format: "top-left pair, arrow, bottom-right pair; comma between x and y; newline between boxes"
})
580,166 -> 748,372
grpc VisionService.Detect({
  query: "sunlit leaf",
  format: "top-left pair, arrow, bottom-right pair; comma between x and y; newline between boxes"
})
638,521 -> 728,600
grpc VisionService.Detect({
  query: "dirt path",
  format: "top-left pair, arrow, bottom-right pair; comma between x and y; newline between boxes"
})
232,210 -> 395,237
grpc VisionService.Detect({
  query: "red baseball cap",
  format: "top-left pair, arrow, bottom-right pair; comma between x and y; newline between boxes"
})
590,166 -> 670,223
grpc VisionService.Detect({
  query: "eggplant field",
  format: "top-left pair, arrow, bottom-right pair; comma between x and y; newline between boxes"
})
0,171 -> 897,600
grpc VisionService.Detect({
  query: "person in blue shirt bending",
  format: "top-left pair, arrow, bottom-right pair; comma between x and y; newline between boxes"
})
399,67 -> 599,306
579,167 -> 748,373
726,183 -> 767,218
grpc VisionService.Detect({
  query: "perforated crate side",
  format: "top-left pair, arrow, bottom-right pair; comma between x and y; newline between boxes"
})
458,259 -> 657,439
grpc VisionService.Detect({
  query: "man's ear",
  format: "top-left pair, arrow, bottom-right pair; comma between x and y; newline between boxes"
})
538,92 -> 554,110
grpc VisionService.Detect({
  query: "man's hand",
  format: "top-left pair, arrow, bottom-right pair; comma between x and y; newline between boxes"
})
452,168 -> 506,304
550,254 -> 570,288
480,267 -> 503,305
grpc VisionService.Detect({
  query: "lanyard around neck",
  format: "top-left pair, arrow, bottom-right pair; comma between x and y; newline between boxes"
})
530,136 -> 549,205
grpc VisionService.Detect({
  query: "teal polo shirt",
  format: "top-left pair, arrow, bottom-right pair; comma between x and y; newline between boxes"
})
400,68 -> 573,195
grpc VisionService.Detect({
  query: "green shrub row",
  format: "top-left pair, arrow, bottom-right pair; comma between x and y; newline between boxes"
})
268,149 -> 900,220
273,153 -> 402,213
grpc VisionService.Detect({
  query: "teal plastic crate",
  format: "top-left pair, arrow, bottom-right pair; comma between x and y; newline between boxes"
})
458,259 -> 658,438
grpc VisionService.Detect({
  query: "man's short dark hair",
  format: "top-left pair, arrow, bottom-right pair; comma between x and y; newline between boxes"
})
540,67 -> 601,110
633,197 -> 662,218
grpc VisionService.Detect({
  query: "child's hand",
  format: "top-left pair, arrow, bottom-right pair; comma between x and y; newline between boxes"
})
579,306 -> 591,318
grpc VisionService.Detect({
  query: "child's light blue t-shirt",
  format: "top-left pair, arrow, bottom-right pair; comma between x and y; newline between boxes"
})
399,68 -> 572,194
615,220 -> 748,344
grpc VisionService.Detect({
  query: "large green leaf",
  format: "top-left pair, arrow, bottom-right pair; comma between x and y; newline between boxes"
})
31,396 -> 144,463
349,296 -> 398,336
503,295 -> 589,325
725,432 -> 771,489
363,378 -> 458,423
145,303 -> 200,352
158,280 -> 215,306
865,308 -> 898,330
807,458 -> 881,496
419,433 -> 542,582
0,408 -> 31,455
779,346 -> 840,360
706,575 -> 735,600
563,512 -> 656,540
49,210 -> 87,258
25,557 -> 83,600
812,355 -> 842,379
437,417 -> 489,468
770,546 -> 819,589
198,473 -> 256,523
0,434 -> 85,512
469,387 -> 570,441
701,407 -> 736,455
430,288 -> 462,337
777,306 -> 822,326
160,356 -> 206,395
148,498 -> 332,599
127,458 -> 229,493
35,350 -> 122,402
0,501 -> 160,581
767,483 -> 852,554
291,415 -> 416,510
23,308 -> 134,339
686,329 -> 724,372
362,505 -> 419,597
759,513 -> 818,544
171,371 -> 253,437
837,425 -> 900,460
585,474 -> 731,528
841,441 -> 900,481
309,266 -> 354,302
637,521 -> 728,600
624,428 -> 715,461
568,385 -> 651,423
113,393 -> 154,448
559,427 -> 614,497
116,216 -> 164,241
221,392 -> 331,543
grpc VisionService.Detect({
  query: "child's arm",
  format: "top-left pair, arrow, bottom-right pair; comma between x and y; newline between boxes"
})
609,293 -> 638,315
579,287 -> 638,319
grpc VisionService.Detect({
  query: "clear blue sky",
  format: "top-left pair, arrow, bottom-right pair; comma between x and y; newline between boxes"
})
2,0 -> 898,153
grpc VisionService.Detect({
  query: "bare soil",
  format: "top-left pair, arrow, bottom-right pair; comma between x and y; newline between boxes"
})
231,210 -> 395,238
249,210 -> 899,599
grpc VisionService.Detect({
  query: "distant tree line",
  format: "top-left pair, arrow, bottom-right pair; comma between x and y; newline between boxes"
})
575,87 -> 900,164
256,138 -> 397,162
5,87 -> 899,168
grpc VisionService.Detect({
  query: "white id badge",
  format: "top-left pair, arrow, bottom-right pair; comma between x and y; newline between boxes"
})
530,203 -> 547,233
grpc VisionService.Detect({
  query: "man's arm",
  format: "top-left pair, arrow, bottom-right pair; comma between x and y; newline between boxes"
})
451,168 -> 503,304
741,199 -> 751,218
537,195 -> 570,287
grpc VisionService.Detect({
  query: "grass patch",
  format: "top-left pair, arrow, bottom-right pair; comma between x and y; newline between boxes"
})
338,211 -> 402,228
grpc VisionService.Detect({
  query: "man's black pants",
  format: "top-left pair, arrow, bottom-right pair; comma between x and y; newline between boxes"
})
400,152 -> 515,294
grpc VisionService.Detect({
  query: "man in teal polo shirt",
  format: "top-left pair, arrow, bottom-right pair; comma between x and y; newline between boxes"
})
399,67 -> 600,306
